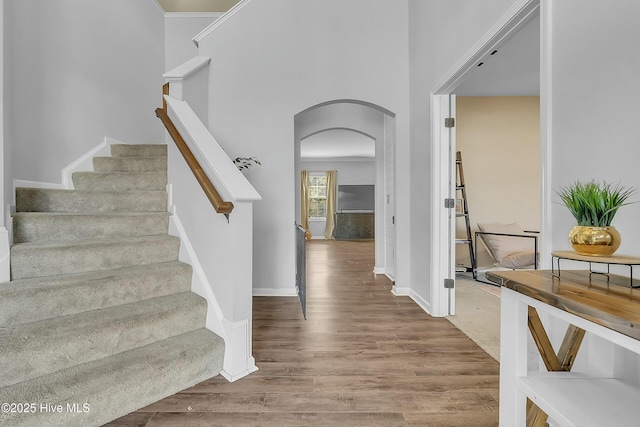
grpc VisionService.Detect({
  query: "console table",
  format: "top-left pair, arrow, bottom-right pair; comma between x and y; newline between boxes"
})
487,269 -> 640,427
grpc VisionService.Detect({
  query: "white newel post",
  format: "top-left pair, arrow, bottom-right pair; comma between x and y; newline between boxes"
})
163,56 -> 210,124
221,201 -> 258,381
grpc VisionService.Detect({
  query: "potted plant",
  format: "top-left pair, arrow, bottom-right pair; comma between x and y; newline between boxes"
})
557,180 -> 635,256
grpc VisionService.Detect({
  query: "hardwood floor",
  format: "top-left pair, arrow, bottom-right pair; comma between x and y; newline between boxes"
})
106,240 -> 499,427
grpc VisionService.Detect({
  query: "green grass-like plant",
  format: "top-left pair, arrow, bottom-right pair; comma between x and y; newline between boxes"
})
557,180 -> 635,227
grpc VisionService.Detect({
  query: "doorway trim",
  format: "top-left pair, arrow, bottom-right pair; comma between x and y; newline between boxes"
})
294,100 -> 397,279
429,0 -> 551,316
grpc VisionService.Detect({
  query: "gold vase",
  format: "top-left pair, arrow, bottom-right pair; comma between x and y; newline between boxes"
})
569,225 -> 621,256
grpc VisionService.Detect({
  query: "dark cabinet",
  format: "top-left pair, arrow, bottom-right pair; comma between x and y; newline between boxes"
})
334,213 -> 374,239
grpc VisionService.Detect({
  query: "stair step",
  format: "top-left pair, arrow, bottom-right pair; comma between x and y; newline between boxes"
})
12,212 -> 170,243
93,156 -> 167,172
0,261 -> 192,326
72,171 -> 167,191
0,328 -> 224,427
0,292 -> 207,389
111,144 -> 167,158
10,235 -> 180,280
16,187 -> 166,213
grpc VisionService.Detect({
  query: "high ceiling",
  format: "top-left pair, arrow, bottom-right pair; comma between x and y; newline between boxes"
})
157,0 -> 240,12
454,13 -> 540,96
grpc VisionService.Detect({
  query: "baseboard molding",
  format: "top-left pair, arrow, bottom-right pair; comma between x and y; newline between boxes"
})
220,318 -> 258,382
310,236 -> 325,240
61,137 -> 120,188
0,228 -> 9,282
13,137 -> 121,198
13,179 -> 65,191
221,361 -> 259,383
392,286 -> 432,316
374,267 -> 385,275
253,287 -> 298,297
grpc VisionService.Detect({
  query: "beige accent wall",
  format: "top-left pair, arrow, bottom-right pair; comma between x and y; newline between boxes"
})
455,96 -> 540,269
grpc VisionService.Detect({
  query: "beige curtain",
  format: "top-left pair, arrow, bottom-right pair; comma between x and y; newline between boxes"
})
300,170 -> 311,238
324,170 -> 337,239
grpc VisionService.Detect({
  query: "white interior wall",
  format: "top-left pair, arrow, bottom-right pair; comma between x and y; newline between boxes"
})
0,0 -> 5,226
164,14 -> 218,71
408,0 -> 520,310
198,0 -> 410,294
300,159 -> 376,238
5,0 -> 165,186
550,0 -> 640,256
455,96 -> 540,268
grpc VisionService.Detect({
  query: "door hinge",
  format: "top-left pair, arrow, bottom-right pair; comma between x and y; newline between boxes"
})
444,278 -> 455,289
444,198 -> 455,209
445,117 -> 455,128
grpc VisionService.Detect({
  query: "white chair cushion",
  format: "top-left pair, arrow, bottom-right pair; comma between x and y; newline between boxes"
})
497,251 -> 536,269
477,222 -> 536,263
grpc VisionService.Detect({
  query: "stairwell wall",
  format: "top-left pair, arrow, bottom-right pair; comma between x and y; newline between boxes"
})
5,0 -> 165,187
164,13 -> 219,71
0,0 -> 8,281
196,0 -> 411,294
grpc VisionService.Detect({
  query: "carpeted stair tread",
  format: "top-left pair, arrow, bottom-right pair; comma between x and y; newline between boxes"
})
93,156 -> 167,172
10,235 -> 180,280
12,212 -> 170,243
16,187 -> 166,213
111,144 -> 167,158
4,143 -> 225,426
0,328 -> 224,427
72,171 -> 167,191
0,261 -> 192,326
0,291 -> 207,388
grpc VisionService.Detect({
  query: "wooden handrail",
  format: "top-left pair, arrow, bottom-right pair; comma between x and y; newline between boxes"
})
156,83 -> 234,215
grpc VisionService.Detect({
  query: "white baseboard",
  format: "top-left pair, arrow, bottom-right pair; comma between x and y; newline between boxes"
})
220,318 -> 258,382
392,286 -> 432,316
253,287 -> 298,297
374,267 -> 385,275
13,179 -> 65,191
61,137 -> 119,188
0,228 -> 9,282
12,137 -> 121,201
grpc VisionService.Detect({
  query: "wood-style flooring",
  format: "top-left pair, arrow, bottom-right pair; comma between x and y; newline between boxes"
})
106,240 -> 499,427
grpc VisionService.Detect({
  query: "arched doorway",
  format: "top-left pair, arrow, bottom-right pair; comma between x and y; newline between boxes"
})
294,100 -> 397,296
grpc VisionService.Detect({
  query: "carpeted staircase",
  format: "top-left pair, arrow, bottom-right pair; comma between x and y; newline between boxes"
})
0,144 -> 225,427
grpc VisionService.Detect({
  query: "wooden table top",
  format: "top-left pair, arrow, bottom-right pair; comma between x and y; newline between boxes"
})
487,269 -> 640,341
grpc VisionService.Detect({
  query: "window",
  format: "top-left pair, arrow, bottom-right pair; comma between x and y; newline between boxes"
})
308,174 -> 327,219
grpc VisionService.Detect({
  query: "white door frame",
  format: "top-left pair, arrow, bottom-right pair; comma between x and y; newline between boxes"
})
429,0 -> 551,316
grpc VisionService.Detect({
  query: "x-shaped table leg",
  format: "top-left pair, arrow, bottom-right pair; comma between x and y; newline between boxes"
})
525,306 -> 586,427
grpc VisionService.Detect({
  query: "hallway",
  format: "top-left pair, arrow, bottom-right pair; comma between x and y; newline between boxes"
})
108,240 -> 499,427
